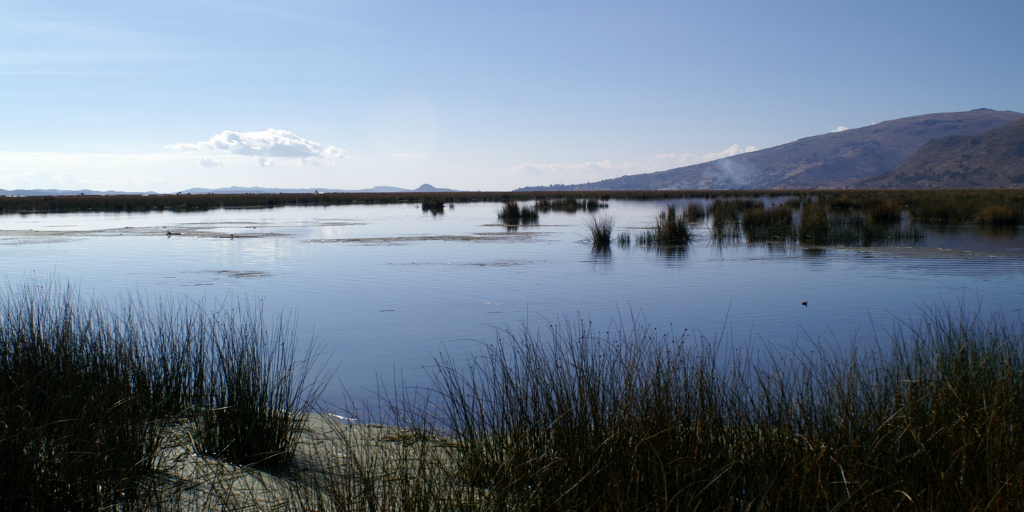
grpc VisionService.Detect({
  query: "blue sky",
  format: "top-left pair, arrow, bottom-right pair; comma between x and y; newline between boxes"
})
2,1 -> 1022,192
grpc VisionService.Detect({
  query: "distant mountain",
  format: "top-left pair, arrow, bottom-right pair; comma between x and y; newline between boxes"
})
2,184 -> 458,197
859,118 -> 1024,189
517,109 -> 1023,191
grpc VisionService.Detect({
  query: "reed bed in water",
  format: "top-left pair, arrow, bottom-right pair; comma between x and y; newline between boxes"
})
496,200 -> 539,225
740,203 -> 796,242
798,202 -> 924,246
583,214 -> 614,249
4,279 -> 1024,510
535,197 -> 608,213
632,205 -> 691,249
5,190 -> 1023,228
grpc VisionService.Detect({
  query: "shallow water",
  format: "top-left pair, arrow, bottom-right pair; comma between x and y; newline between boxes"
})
3,200 -> 1023,402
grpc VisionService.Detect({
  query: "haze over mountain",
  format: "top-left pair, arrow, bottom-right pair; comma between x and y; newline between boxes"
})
1,184 -> 457,197
859,118 -> 1024,189
517,109 -> 1023,191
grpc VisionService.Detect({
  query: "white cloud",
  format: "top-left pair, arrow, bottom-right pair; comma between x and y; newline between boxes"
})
832,126 -> 849,133
168,129 -> 346,164
198,157 -> 223,167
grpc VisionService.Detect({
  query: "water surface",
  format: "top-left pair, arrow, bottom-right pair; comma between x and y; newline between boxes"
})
3,200 -> 1022,402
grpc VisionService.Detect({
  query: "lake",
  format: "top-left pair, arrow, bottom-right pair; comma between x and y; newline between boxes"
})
2,198 -> 1022,403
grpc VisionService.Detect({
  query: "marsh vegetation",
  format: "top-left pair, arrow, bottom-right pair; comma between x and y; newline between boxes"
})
3,280 -> 1022,511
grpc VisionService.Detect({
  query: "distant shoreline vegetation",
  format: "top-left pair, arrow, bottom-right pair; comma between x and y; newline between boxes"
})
3,189 -> 1024,224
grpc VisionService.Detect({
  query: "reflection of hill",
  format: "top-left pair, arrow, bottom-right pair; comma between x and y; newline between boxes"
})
859,118 -> 1024,189
517,109 -> 1022,191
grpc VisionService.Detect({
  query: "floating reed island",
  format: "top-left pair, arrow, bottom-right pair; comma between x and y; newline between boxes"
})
3,280 -> 1023,510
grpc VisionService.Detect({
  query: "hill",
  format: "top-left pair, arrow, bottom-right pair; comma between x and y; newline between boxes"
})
857,118 -> 1024,188
517,109 -> 1022,191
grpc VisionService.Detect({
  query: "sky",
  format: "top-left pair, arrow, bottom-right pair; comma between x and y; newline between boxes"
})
1,1 -> 1022,193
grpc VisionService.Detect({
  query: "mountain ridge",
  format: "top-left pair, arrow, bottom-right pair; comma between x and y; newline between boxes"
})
517,109 -> 1023,191
859,117 -> 1024,188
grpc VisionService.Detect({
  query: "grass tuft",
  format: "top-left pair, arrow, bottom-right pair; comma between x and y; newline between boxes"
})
583,214 -> 614,250
497,200 -> 539,226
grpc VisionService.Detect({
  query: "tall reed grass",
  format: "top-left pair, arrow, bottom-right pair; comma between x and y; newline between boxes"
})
535,197 -> 608,213
496,201 -> 539,225
635,205 -> 691,249
0,280 -> 325,511
798,203 -> 924,246
741,204 -> 795,242
5,279 -> 1023,510
583,214 -> 614,250
419,306 -> 1024,510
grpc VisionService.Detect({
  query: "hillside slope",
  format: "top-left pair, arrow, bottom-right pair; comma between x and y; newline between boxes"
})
859,118 -> 1024,189
521,109 -> 1022,191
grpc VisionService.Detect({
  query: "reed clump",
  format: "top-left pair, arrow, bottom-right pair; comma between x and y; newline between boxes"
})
0,280 -> 325,510
420,198 -> 445,215
684,202 -> 708,221
496,200 -> 539,225
741,204 -> 795,242
422,307 -> 1024,510
798,202 -> 923,246
583,214 -> 614,250
535,197 -> 608,213
635,205 -> 691,249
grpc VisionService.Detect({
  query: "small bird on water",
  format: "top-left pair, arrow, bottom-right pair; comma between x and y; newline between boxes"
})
801,301 -> 808,306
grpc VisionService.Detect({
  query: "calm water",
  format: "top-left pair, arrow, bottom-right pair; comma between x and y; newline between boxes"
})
3,200 -> 1023,402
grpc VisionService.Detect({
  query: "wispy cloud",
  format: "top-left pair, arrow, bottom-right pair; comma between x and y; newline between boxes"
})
832,126 -> 849,133
654,144 -> 758,168
509,144 -> 758,183
168,129 -> 345,166
198,157 -> 223,167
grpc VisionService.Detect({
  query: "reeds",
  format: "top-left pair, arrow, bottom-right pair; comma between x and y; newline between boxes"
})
420,198 -> 445,215
0,280 -> 325,510
685,202 -> 707,221
635,205 -> 691,249
741,204 -> 795,242
799,202 -> 924,246
535,197 -> 608,213
583,214 -> 614,250
4,279 -> 1022,510
496,200 -> 539,225
420,306 -> 1024,510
